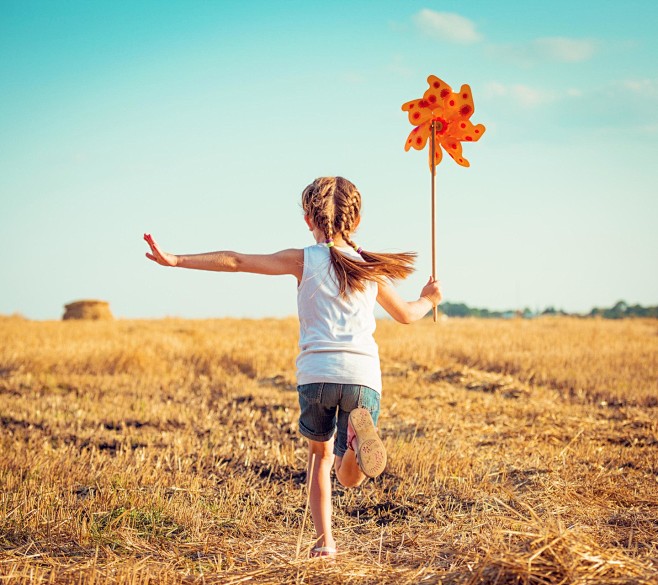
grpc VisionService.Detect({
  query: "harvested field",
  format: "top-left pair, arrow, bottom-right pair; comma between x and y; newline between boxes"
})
1,317 -> 657,584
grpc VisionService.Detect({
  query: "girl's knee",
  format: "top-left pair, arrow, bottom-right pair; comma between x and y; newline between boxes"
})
336,474 -> 365,489
335,456 -> 366,488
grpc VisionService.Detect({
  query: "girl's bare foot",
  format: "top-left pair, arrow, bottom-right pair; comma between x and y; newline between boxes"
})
310,546 -> 337,559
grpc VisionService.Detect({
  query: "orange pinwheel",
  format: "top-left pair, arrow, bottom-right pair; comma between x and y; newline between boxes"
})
402,75 -> 485,169
401,75 -> 485,322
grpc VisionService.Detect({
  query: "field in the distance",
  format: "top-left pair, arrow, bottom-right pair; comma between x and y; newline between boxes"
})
1,316 -> 657,584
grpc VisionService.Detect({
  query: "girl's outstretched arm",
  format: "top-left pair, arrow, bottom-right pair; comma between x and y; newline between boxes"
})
144,234 -> 303,280
377,276 -> 442,324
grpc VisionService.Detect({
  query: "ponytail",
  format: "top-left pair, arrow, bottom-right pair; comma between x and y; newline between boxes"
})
328,246 -> 416,297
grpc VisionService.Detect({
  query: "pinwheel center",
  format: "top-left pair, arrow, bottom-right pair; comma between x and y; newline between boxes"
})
432,117 -> 448,135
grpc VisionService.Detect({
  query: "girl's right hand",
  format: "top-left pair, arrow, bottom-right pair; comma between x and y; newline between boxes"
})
420,275 -> 442,306
144,234 -> 179,267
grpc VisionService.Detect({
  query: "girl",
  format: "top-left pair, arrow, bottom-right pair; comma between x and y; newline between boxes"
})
144,176 -> 442,558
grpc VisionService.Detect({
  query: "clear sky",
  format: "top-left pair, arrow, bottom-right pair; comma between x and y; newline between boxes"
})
1,0 -> 657,320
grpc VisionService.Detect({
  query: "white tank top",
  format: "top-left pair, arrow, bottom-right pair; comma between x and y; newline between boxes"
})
296,244 -> 382,393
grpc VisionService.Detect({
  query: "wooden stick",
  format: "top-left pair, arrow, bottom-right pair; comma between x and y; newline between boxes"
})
430,120 -> 437,323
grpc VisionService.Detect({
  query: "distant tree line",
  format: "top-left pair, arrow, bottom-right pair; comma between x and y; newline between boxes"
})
439,300 -> 658,319
438,302 -> 529,319
588,300 -> 658,319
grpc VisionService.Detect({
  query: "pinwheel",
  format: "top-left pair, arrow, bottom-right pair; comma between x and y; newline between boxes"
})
402,75 -> 485,320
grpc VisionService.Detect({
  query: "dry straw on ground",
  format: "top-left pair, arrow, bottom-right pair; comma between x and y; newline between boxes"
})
1,316 -> 657,584
62,300 -> 113,321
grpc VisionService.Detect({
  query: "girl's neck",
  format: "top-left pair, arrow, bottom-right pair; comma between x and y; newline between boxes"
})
311,229 -> 350,248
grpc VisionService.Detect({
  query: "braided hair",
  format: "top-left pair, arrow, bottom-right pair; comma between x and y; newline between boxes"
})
301,177 -> 416,296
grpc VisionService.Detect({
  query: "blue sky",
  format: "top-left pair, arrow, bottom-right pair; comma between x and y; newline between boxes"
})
1,0 -> 657,319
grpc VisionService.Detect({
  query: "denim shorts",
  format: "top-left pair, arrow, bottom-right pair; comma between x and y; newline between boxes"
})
297,382 -> 380,457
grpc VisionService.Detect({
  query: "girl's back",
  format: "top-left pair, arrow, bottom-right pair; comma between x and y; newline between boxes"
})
296,243 -> 380,391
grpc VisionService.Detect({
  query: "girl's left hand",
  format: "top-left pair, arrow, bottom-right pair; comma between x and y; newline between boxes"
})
144,233 -> 178,267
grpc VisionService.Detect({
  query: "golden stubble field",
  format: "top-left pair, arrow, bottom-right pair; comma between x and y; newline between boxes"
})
1,316 -> 657,584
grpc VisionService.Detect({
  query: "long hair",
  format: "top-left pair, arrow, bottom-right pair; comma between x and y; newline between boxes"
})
301,177 -> 416,296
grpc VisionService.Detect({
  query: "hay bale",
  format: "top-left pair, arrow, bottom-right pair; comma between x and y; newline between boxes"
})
63,300 -> 113,321
0,313 -> 27,321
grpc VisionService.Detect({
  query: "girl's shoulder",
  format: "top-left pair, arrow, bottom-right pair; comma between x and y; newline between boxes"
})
303,243 -> 329,258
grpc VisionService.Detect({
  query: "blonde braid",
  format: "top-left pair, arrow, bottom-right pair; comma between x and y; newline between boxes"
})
337,179 -> 362,252
325,179 -> 336,242
342,232 -> 360,253
303,177 -> 335,242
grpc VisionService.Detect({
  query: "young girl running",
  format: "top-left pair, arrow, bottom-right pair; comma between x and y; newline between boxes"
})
144,176 -> 442,558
